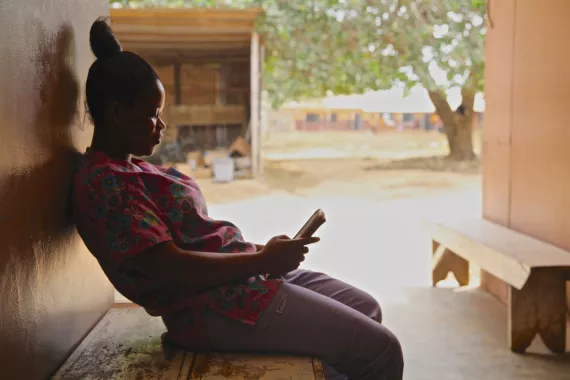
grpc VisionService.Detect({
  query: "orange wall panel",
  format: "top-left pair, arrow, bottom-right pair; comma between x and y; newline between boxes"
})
482,0 -> 516,226
484,0 -> 570,308
481,0 -> 517,302
509,0 -> 570,251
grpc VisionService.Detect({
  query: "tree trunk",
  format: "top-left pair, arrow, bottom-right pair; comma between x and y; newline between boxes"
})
428,90 -> 476,161
446,113 -> 476,161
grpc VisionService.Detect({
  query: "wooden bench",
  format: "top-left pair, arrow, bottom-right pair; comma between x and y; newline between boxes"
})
425,217 -> 570,354
52,307 -> 325,380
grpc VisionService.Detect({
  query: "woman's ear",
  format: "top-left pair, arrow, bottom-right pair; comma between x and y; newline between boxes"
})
107,100 -> 122,126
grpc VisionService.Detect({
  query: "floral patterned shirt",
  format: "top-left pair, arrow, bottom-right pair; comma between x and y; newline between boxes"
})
72,149 -> 280,344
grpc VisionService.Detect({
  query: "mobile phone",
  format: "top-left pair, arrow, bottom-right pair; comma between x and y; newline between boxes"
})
294,209 -> 326,239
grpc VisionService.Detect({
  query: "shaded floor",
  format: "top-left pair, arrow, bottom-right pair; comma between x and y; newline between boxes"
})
388,288 -> 570,380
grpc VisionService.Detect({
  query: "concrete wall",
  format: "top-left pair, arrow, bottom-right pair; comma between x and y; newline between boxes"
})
0,1 -> 113,378
483,1 -> 570,308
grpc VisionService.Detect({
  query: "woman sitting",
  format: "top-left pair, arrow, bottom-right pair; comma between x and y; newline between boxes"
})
72,19 -> 404,380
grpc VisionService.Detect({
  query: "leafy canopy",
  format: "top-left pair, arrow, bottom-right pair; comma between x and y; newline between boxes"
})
110,0 -> 486,108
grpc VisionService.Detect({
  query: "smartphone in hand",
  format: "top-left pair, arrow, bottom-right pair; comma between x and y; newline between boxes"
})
294,209 -> 326,239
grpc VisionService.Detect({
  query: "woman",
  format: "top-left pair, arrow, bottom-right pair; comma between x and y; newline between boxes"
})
73,19 -> 403,380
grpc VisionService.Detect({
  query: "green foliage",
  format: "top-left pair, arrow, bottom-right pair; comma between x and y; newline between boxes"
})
110,0 -> 486,108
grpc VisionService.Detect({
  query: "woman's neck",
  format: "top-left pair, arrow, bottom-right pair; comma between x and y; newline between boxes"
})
90,129 -> 131,161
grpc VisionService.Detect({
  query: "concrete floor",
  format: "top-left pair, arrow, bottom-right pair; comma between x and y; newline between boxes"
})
384,287 -> 570,380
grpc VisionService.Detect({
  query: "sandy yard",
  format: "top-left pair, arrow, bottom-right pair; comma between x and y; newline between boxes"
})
193,129 -> 482,205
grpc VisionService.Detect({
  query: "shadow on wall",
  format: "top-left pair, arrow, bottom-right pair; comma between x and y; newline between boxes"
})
0,23 -> 88,375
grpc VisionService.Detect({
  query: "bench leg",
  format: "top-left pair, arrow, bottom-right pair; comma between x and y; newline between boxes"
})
431,241 -> 469,287
508,271 -> 567,354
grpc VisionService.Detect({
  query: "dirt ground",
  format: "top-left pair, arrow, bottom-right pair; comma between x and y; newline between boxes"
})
191,129 -> 482,205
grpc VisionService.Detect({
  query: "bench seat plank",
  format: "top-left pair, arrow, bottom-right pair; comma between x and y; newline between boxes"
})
53,307 -> 324,380
425,218 -> 570,289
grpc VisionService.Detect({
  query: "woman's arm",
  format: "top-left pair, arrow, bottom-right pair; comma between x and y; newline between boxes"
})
128,236 -> 318,293
129,241 -> 265,293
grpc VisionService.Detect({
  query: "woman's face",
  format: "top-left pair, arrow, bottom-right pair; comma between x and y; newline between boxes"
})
116,79 -> 166,157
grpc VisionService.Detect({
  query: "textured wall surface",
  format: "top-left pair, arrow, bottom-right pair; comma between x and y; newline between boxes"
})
0,1 -> 113,378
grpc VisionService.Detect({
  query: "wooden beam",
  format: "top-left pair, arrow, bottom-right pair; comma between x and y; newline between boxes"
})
250,32 -> 260,177
142,48 -> 250,58
174,63 -> 181,105
137,46 -> 249,55
110,8 -> 265,64
145,54 -> 250,64
117,33 -> 252,44
111,8 -> 263,21
112,24 -> 256,35
149,57 -> 250,65
166,105 -> 246,127
258,43 -> 265,175
112,18 -> 256,33
176,85 -> 250,93
121,41 -> 252,51
110,9 -> 262,41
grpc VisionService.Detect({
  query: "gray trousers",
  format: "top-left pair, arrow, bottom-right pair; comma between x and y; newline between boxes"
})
201,270 -> 404,380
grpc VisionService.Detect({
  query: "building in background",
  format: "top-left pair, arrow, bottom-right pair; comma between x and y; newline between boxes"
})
111,8 -> 265,177
279,87 -> 485,133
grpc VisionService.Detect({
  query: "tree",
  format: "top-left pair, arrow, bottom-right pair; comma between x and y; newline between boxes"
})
111,0 -> 486,161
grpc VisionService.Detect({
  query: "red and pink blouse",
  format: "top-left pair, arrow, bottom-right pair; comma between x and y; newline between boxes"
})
72,149 -> 280,347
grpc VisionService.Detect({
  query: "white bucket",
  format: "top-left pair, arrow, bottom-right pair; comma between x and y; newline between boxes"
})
213,157 -> 235,182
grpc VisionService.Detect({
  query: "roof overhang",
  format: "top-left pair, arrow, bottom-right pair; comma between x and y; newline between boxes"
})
110,8 -> 263,63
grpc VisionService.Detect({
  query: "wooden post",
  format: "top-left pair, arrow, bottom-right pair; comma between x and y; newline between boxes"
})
258,43 -> 265,176
174,63 -> 182,105
250,32 -> 260,178
508,270 -> 567,354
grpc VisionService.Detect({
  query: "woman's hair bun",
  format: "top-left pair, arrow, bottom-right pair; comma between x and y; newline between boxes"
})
90,17 -> 122,60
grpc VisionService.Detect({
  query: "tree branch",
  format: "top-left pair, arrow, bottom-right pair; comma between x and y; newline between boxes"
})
428,91 -> 453,120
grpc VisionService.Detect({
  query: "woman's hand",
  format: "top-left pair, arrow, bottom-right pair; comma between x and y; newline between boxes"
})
258,235 -> 319,277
